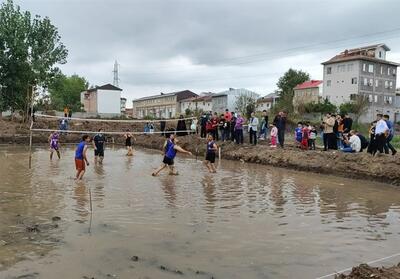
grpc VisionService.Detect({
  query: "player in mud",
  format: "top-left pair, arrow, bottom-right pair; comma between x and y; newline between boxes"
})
124,129 -> 135,156
75,135 -> 90,180
152,137 -> 192,176
49,131 -> 61,160
93,128 -> 106,164
204,134 -> 218,173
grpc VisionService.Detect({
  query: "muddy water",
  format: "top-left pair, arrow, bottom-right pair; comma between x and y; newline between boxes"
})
0,146 -> 400,279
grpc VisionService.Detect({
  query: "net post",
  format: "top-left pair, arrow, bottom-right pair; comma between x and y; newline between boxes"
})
28,130 -> 33,169
28,85 -> 34,169
218,147 -> 221,160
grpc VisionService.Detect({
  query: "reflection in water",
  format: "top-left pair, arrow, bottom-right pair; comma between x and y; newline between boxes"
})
73,182 -> 89,220
201,175 -> 217,222
160,176 -> 177,207
1,146 -> 400,279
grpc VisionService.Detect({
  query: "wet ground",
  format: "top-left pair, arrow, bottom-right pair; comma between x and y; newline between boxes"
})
0,146 -> 400,279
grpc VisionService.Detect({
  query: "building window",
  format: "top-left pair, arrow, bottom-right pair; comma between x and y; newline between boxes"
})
347,64 -> 354,71
368,94 -> 373,103
368,64 -> 374,73
363,78 -> 368,86
375,79 -> 379,87
327,80 -> 331,87
363,63 -> 367,72
393,68 -> 396,75
384,96 -> 391,104
389,96 -> 393,104
379,51 -> 382,58
327,67 -> 332,74
389,81 -> 393,89
369,79 -> 373,86
380,66 -> 383,75
388,67 -> 391,75
351,77 -> 357,84
374,95 -> 378,103
385,81 -> 389,89
350,94 -> 357,101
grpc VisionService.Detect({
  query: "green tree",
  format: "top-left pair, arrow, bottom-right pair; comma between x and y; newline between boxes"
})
235,93 -> 256,118
48,74 -> 88,111
0,0 -> 67,115
276,69 -> 310,112
339,95 -> 369,122
304,99 -> 337,114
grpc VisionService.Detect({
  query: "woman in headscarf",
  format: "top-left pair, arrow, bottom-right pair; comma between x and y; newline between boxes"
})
176,115 -> 188,136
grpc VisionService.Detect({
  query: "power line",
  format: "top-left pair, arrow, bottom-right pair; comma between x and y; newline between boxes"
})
128,27 -> 400,77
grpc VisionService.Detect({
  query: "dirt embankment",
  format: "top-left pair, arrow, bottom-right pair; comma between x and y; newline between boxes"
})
1,118 -> 400,185
335,263 -> 400,278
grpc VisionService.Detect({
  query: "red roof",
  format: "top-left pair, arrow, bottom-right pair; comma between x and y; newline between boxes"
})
294,80 -> 323,90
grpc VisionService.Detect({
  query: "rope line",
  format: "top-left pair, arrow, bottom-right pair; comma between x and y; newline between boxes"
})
315,252 -> 400,279
35,114 -> 196,123
31,128 -> 195,135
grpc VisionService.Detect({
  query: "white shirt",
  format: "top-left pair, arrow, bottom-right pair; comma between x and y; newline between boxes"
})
349,135 -> 361,152
248,117 -> 259,132
375,119 -> 389,135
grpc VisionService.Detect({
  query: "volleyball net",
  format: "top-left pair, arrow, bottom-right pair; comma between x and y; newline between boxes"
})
30,113 -> 197,135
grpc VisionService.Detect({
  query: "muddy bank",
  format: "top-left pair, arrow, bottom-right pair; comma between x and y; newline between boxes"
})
335,263 -> 400,278
1,119 -> 400,185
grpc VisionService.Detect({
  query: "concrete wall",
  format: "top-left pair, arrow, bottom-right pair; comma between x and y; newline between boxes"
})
97,89 -> 121,114
180,101 -> 212,113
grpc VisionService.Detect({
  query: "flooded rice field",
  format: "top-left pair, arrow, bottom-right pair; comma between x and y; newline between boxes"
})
0,145 -> 400,279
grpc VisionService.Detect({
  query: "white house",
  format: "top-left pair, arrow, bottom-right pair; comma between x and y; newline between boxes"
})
81,84 -> 122,115
256,91 -> 280,112
180,93 -> 213,113
212,88 -> 260,114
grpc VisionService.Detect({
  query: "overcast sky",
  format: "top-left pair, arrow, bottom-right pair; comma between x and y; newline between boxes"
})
14,0 -> 400,106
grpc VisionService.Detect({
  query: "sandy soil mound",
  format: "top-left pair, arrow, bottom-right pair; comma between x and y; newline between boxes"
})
335,263 -> 400,278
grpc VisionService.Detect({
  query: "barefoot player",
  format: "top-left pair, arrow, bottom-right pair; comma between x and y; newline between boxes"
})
93,128 -> 106,164
75,135 -> 90,180
204,134 -> 218,173
49,132 -> 61,160
152,137 -> 192,176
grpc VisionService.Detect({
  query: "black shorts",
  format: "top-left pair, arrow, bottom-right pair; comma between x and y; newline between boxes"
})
95,149 -> 104,157
205,152 -> 216,163
162,156 -> 174,166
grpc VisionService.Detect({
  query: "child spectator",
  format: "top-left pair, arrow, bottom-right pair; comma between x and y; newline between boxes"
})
301,123 -> 309,150
295,122 -> 303,147
308,125 -> 317,150
270,123 -> 278,148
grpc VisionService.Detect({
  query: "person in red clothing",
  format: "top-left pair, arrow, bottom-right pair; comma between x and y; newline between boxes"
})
301,123 -> 310,150
210,112 -> 219,141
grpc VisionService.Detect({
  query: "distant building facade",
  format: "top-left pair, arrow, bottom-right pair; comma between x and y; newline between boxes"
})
293,80 -> 323,112
80,84 -> 122,115
256,91 -> 280,112
322,44 -> 398,121
132,90 -> 197,119
212,88 -> 260,114
180,93 -> 213,114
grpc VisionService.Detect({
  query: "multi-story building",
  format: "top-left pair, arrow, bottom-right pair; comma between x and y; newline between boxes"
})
180,93 -> 213,114
212,88 -> 260,114
256,91 -> 280,112
322,43 -> 398,121
293,80 -> 323,112
132,90 -> 197,119
120,98 -> 127,113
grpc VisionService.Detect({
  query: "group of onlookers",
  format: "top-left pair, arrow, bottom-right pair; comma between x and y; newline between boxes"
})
197,110 -> 288,148
307,113 -> 396,155
157,110 -> 397,156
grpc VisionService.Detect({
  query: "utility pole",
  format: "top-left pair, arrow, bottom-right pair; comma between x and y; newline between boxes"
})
113,60 -> 120,87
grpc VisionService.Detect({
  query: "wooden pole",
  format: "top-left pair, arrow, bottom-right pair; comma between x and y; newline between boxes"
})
88,187 -> 93,234
28,85 -> 34,169
218,147 -> 221,160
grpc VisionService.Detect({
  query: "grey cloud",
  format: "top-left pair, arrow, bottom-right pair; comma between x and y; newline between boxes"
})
14,0 -> 400,101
